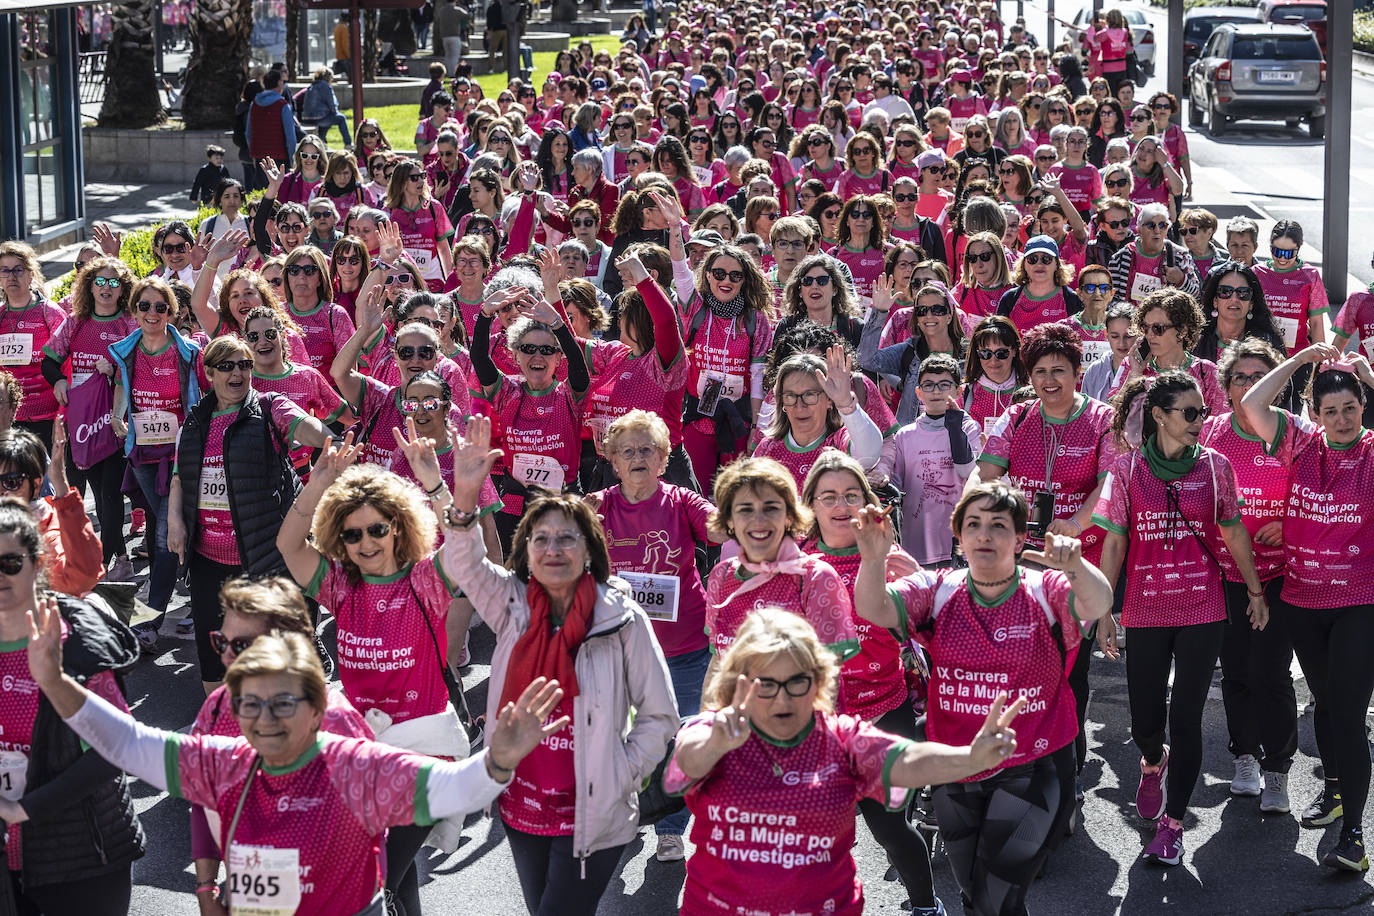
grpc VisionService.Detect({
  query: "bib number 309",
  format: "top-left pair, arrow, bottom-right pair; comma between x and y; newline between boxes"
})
227,844 -> 302,916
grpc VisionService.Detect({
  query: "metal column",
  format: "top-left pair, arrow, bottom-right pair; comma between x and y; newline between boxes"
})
54,7 -> 85,233
1168,0 -> 1184,123
1323,0 -> 1352,303
0,14 -> 21,240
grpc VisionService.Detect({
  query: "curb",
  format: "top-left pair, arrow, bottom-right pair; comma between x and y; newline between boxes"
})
1356,49 -> 1374,78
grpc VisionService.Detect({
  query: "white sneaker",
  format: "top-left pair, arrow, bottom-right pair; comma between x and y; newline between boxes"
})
1231,754 -> 1262,797
1260,771 -> 1291,813
655,835 -> 685,862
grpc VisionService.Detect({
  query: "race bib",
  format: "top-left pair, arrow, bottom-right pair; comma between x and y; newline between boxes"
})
1277,316 -> 1299,349
512,453 -> 565,490
0,334 -> 33,367
950,116 -> 970,132
200,466 -> 230,512
586,416 -> 613,447
1363,336 -> 1374,361
227,844 -> 302,916
133,410 -> 179,446
620,570 -> 681,622
696,371 -> 745,401
1081,339 -> 1111,368
405,247 -> 442,282
1129,271 -> 1162,304
71,371 -> 93,389
0,750 -> 27,802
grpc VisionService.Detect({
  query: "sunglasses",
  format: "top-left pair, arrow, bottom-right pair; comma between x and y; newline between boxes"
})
848,210 -> 874,220
1102,217 -> 1131,229
386,273 -> 415,286
244,328 -> 279,344
1161,405 -> 1209,423
807,136 -> 829,147
406,173 -> 426,184
279,222 -> 306,232
800,273 -> 832,287
1216,283 -> 1253,301
287,264 -> 320,277
336,254 -> 362,266
1143,322 -> 1176,336
1151,102 -> 1172,111
0,473 -> 28,494
852,147 -> 875,156
360,130 -> 379,138
1140,221 -> 1170,232
300,152 -> 321,160
162,243 -> 190,255
822,208 -> 842,219
93,276 -> 122,288
340,521 -> 392,545
964,131 -> 986,139
911,304 -> 950,317
396,345 -> 436,361
998,167 -> 1016,176
709,267 -> 745,283
893,192 -> 916,202
136,300 -> 170,314
401,396 -> 448,413
1130,114 -> 1151,123
1025,253 -> 1056,266
267,277 -> 284,287
1271,247 -> 1298,259
895,139 -> 917,148
311,212 -> 333,220
1035,154 -> 1056,162
1104,178 -> 1130,189
213,358 -> 254,373
209,630 -> 257,657
978,347 -> 1012,360
517,343 -> 560,357
690,135 -> 711,143
1080,282 -> 1111,294
966,249 -> 996,264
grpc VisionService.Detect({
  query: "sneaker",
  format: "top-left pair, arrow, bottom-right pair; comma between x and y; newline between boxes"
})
1231,754 -> 1262,797
1322,829 -> 1369,872
1301,787 -> 1344,828
1136,747 -> 1169,822
1142,819 -> 1184,866
130,508 -> 145,536
655,835 -> 685,862
910,900 -> 946,916
132,621 -> 160,655
1260,771 -> 1291,814
176,615 -> 194,635
105,555 -> 135,583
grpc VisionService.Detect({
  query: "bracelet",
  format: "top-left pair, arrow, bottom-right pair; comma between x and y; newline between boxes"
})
291,501 -> 313,520
444,504 -> 479,530
424,480 -> 446,497
1247,587 -> 1264,599
195,882 -> 217,895
1068,518 -> 1082,534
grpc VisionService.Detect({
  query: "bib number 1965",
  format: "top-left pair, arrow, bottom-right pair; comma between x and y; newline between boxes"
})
227,844 -> 302,916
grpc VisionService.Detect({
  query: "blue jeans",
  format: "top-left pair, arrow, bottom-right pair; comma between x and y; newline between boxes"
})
656,646 -> 710,836
308,112 -> 353,147
130,461 -> 178,615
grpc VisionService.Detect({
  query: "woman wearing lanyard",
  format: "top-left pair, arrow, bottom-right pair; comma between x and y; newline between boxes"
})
952,231 -> 1015,323
962,316 -> 1028,438
1193,263 -> 1285,365
278,439 -> 477,915
386,159 -> 455,293
471,283 -> 589,548
169,335 -> 330,692
22,610 -> 562,916
1112,289 -> 1227,414
280,245 -> 357,375
0,242 -> 65,450
666,607 -> 1021,916
1198,340 -> 1299,815
1093,370 -> 1267,866
1253,219 -> 1330,357
853,482 -> 1113,916
110,277 -> 202,648
1107,202 -> 1199,308
996,236 -> 1084,335
1239,345 -> 1374,871
441,419 -> 679,914
586,410 -> 714,863
40,257 -> 137,581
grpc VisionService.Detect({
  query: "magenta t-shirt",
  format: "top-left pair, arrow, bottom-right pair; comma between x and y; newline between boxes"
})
0,300 -> 65,421
42,312 -> 137,387
288,300 -> 356,373
1005,287 -> 1070,335
585,346 -> 689,449
752,428 -> 852,494
1049,163 -> 1103,213
488,374 -> 584,515
1334,288 -> 1374,357
831,244 -> 886,303
704,553 -> 858,658
390,200 -> 455,287
836,168 -> 892,201
1254,261 -> 1328,354
252,362 -> 347,468
500,695 -> 576,836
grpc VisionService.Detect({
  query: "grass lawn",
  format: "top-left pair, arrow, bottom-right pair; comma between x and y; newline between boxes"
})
364,33 -> 622,144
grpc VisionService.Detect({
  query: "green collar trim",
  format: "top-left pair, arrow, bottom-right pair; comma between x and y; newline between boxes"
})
1040,395 -> 1088,425
814,540 -> 858,557
751,714 -> 816,748
262,737 -> 325,776
970,568 -> 1021,608
360,563 -> 413,585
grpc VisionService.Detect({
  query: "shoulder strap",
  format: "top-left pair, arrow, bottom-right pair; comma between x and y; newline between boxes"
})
1020,566 -> 1079,664
930,569 -> 967,623
684,300 -> 709,346
222,757 -> 264,909
899,339 -> 919,381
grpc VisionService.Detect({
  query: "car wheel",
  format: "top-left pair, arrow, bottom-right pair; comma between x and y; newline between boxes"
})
1209,94 -> 1227,136
1188,93 -> 1203,127
1309,113 -> 1325,139
1142,61 -> 1155,78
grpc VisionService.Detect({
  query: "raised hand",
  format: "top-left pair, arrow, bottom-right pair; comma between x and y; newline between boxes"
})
706,675 -> 759,754
25,594 -> 64,690
517,160 -> 541,193
870,273 -> 895,313
615,251 -> 649,286
358,284 -> 387,334
851,503 -> 895,561
488,677 -> 569,772
967,692 -> 1024,771
538,246 -> 568,298
393,417 -> 443,493
449,415 -> 502,508
647,189 -> 683,226
261,159 -> 283,194
1299,342 -> 1341,365
379,221 -> 405,264
1019,531 -> 1084,572
48,418 -> 69,494
207,228 -> 250,267
308,430 -> 362,489
189,232 -> 209,271
91,223 -> 123,258
519,295 -> 563,327
816,344 -> 857,411
481,283 -> 525,319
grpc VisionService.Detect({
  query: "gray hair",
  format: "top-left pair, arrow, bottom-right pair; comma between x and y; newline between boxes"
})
724,145 -> 752,168
1105,137 -> 1131,155
1065,125 -> 1089,142
963,197 -> 1008,238
557,239 -> 590,259
487,265 -> 542,299
505,316 -> 560,349
1048,123 -> 1071,143
571,147 -> 604,176
350,207 -> 389,228
1138,202 -> 1170,224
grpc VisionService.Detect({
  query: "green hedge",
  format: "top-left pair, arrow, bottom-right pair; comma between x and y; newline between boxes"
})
1357,10 -> 1374,53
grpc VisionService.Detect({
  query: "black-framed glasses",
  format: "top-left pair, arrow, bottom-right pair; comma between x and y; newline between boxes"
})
341,521 -> 392,545
1024,253 -> 1056,266
773,238 -> 805,251
287,264 -> 320,277
1216,284 -> 1252,301
800,273 -> 832,287
267,277 -> 285,287
245,328 -> 279,344
1161,405 -> 1209,423
279,222 -> 306,232
978,347 -> 1012,360
848,209 -> 874,220
93,276 -> 122,288
517,343 -> 560,356
213,359 -> 254,373
895,139 -> 917,148
822,208 -> 842,219
709,267 -> 745,283
1103,217 -> 1131,229
967,249 -> 996,264
1180,226 -> 1206,236
753,673 -> 813,698
780,389 -> 824,406
1143,322 -> 1176,337
807,136 -> 830,147
401,396 -> 448,413
136,300 -> 170,314
1229,371 -> 1267,388
232,694 -> 307,719
209,630 -> 258,657
814,490 -> 865,509
396,345 -> 437,361
912,303 -> 951,317
311,211 -> 333,221
918,379 -> 956,392
893,192 -> 917,202
0,474 -> 26,494
1130,113 -> 1151,122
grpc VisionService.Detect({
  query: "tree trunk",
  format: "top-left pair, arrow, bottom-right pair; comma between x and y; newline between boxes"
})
364,9 -> 378,82
285,0 -> 299,78
98,0 -> 165,127
182,0 -> 255,129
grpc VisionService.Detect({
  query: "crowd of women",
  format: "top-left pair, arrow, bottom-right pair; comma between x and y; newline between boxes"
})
0,0 -> 1368,913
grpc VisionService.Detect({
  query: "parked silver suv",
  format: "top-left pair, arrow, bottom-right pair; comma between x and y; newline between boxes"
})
1187,22 -> 1326,138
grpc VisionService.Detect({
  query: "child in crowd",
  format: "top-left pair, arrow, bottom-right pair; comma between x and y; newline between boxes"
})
189,145 -> 231,205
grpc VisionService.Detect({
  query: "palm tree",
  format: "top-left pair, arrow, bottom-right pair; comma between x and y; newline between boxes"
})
98,0 -> 164,127
181,0 -> 254,129
285,0 -> 300,78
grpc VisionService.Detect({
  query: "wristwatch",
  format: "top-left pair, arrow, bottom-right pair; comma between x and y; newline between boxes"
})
444,504 -> 479,530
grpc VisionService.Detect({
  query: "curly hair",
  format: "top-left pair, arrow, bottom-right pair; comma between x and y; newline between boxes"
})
1109,369 -> 1201,450
708,456 -> 813,542
311,465 -> 438,583
506,493 -> 611,584
70,257 -> 134,321
696,245 -> 771,317
1020,320 -> 1086,375
782,254 -> 859,322
1133,288 -> 1204,352
217,269 -> 305,338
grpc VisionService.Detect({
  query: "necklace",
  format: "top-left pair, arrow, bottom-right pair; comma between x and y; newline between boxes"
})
756,737 -> 787,778
968,571 -> 1015,589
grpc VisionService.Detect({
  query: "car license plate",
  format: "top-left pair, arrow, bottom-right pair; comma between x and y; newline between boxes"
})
1258,70 -> 1297,82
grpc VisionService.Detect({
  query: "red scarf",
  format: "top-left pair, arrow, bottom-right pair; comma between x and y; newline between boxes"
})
500,574 -> 598,710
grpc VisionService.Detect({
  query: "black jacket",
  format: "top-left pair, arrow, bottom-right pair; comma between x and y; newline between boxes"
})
19,595 -> 144,887
176,390 -> 302,575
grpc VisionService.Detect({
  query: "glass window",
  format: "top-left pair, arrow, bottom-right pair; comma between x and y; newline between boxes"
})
15,11 -> 71,232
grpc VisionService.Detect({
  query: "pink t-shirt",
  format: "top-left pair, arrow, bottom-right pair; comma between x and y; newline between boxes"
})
946,95 -> 988,132
667,712 -> 910,916
831,245 -> 887,303
252,363 -> 347,468
683,299 -> 774,424
1275,416 -> 1374,608
800,160 -> 843,193
1048,163 -> 1102,213
595,483 -> 712,658
41,312 -> 137,387
585,346 -> 689,449
981,397 -> 1118,564
1062,314 -> 1110,377
194,685 -> 369,741
129,338 -> 187,448
500,695 -> 576,835
1004,287 -> 1070,335
390,200 -> 455,287
889,567 -> 1079,778
963,376 -> 1019,439
305,555 -> 458,722
1333,288 -> 1374,357
487,374 -> 583,515
917,189 -> 953,222
704,553 -> 859,658
953,283 -> 1013,324
752,428 -> 853,493
1092,448 -> 1242,627
835,169 -> 892,201
0,300 -> 66,421
288,300 -> 356,374
170,733 -> 431,916
1110,354 -> 1227,417
1200,410 -> 1310,582
1254,261 -> 1329,354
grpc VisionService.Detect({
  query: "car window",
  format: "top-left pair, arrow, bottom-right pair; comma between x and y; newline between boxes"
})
1186,17 -> 1218,40
1232,34 -> 1322,59
1270,5 -> 1325,20
1204,32 -> 1226,57
1124,10 -> 1147,23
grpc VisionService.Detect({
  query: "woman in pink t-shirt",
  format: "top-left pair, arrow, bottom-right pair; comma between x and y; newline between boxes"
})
831,195 -> 889,306
1238,344 -> 1374,870
834,134 -> 893,202
1110,288 -> 1227,415
667,606 -> 1021,916
1093,370 -> 1267,867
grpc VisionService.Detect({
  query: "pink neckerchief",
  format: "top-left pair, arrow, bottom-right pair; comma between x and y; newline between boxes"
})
733,538 -> 811,598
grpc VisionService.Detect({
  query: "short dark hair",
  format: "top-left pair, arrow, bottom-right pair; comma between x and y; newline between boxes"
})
952,481 -> 1030,538
0,429 -> 46,484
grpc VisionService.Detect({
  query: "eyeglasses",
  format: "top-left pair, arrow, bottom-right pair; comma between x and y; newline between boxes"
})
489,136 -> 512,146
1130,114 -> 1151,123
758,138 -> 776,149
396,345 -> 437,361
267,277 -> 284,287
1161,405 -> 1209,423
300,152 -> 321,161
771,238 -> 805,252
455,258 -> 484,270
978,347 -> 1012,360
1271,247 -> 1298,260
529,531 -> 584,553
311,212 -> 333,220
616,445 -> 659,461
93,277 -> 122,288
1024,253 -> 1056,266
336,255 -> 362,266
1216,283 -> 1253,301
1104,178 -> 1129,189
912,304 -> 951,317
780,387 -> 825,407
232,694 -> 307,720
893,192 -> 917,202
918,379 -> 956,392
406,173 -> 426,184
209,630 -> 258,657
963,131 -> 986,139
1143,322 -> 1176,337
998,167 -> 1016,176
401,396 -> 448,413
213,358 -> 254,373
822,208 -> 842,219
279,222 -> 306,232
360,130 -> 379,138
1102,217 -> 1131,229
1080,282 -> 1112,294
245,328 -> 279,343
517,343 -> 560,356
690,135 -> 711,144
386,274 -> 415,286
814,491 -> 865,509
1151,102 -> 1172,111
848,210 -> 874,220
161,242 -> 190,255
340,521 -> 392,544
0,474 -> 27,494
136,300 -> 170,314
1229,371 -> 1267,388
807,136 -> 830,147
1178,226 -> 1207,237
852,146 -> 875,156
709,267 -> 745,283
753,673 -> 813,698
1035,154 -> 1056,162
895,139 -> 917,149
287,264 -> 320,277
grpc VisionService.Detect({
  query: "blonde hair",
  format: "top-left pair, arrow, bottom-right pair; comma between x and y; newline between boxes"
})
708,456 -> 812,542
311,465 -> 438,582
225,631 -> 328,715
202,335 -> 252,370
220,576 -> 314,637
605,409 -> 670,455
282,245 -> 332,306
706,607 -> 838,712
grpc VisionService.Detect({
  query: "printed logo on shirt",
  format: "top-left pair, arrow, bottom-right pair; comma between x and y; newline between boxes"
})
0,675 -> 36,695
152,366 -> 175,377
275,794 -> 325,813
993,624 -> 1035,642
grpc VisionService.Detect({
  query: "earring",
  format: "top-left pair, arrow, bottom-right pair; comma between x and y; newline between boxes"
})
584,558 -> 591,573
1245,312 -> 1252,320
1211,309 -> 1218,318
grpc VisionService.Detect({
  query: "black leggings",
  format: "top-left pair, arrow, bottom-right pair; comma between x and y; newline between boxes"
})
1279,598 -> 1374,830
1068,627 -> 1092,774
68,447 -> 128,563
503,825 -> 626,916
1220,578 -> 1297,773
10,862 -> 132,915
857,702 -> 935,909
1125,620 -> 1225,821
188,552 -> 241,683
933,744 -> 1072,916
385,822 -> 431,916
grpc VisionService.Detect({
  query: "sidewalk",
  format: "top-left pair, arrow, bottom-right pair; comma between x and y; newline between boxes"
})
39,182 -> 189,290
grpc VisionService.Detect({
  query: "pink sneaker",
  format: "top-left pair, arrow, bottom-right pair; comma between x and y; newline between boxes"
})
1143,819 -> 1183,866
1136,746 -> 1169,821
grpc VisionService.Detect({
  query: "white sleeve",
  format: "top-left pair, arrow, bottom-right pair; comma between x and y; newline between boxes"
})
750,360 -> 766,401
673,256 -> 697,306
842,405 -> 884,469
425,749 -> 509,820
63,691 -> 177,791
